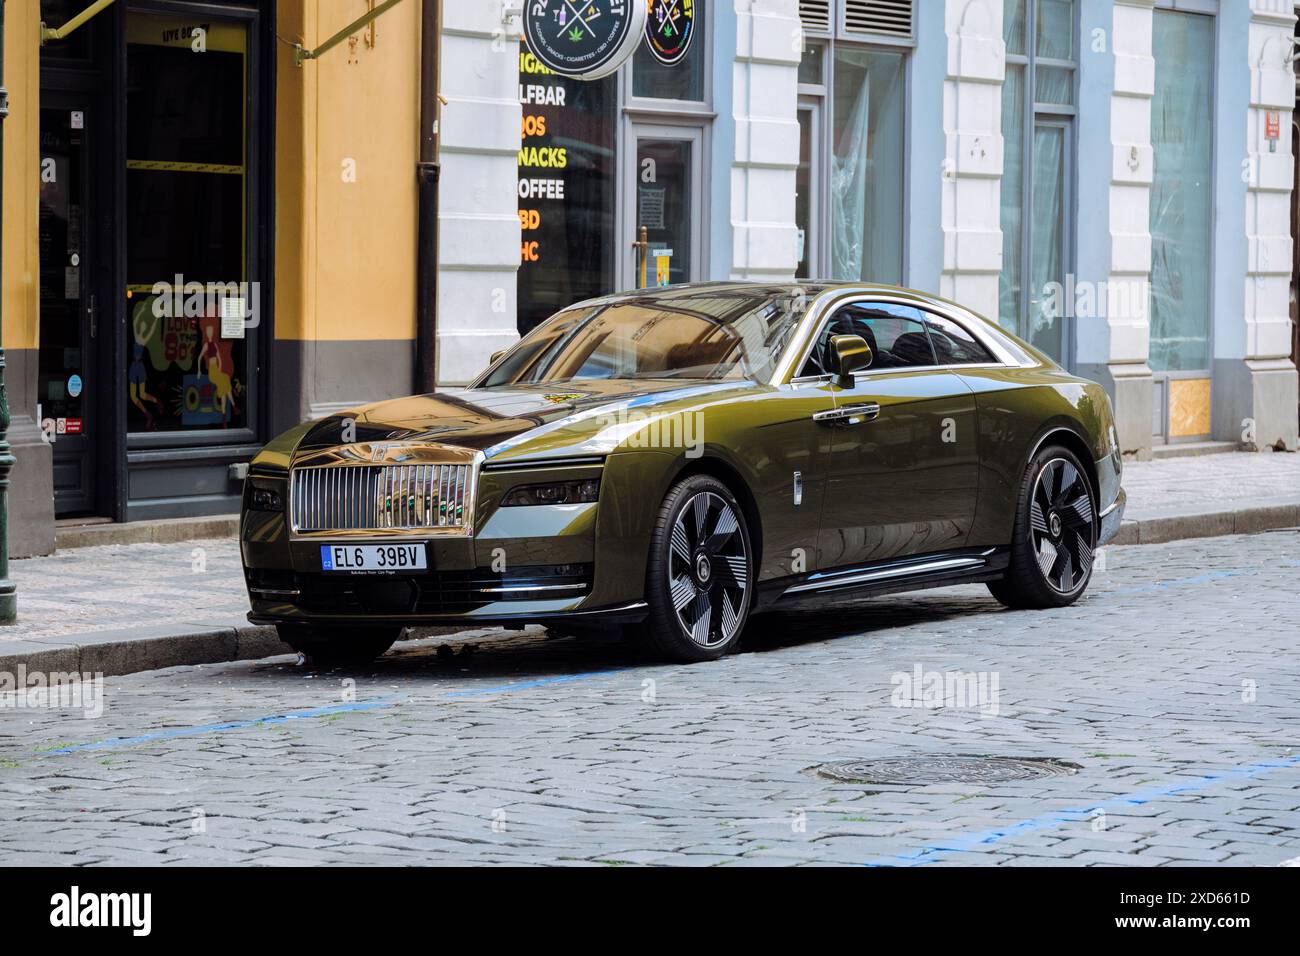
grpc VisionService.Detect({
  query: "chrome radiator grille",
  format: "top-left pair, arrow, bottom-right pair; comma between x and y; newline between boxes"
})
290,464 -> 470,532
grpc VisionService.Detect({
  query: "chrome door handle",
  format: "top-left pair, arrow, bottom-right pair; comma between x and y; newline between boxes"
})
812,402 -> 880,425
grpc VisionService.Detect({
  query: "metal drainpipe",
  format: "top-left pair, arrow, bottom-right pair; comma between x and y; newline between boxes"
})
415,0 -> 442,394
0,0 -> 17,623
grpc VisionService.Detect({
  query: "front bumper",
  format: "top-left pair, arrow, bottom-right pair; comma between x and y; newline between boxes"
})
244,560 -> 647,628
240,453 -> 667,629
1098,487 -> 1125,546
247,597 -> 648,629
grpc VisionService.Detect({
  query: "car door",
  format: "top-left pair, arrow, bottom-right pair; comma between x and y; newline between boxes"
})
809,301 -> 980,568
744,375 -> 842,585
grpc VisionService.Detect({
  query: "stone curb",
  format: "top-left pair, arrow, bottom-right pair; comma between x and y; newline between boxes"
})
0,622 -> 479,680
6,502 -> 1298,680
55,515 -> 240,551
1110,499 -> 1300,546
0,623 -> 290,679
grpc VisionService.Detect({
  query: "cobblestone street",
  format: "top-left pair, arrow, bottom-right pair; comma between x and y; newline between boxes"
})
1,530 -> 1297,866
7,450 -> 1300,643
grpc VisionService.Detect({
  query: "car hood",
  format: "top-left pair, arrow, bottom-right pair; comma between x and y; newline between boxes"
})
291,379 -> 750,460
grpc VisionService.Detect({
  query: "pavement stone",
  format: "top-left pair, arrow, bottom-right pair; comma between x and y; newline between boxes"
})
1,530 -> 1298,865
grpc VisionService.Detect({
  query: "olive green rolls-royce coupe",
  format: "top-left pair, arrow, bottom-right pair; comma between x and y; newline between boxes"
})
241,282 -> 1125,665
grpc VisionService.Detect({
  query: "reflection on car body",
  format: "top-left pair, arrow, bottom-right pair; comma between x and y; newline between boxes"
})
241,282 -> 1124,665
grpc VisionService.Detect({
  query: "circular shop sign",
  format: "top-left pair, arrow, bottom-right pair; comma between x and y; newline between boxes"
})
523,0 -> 647,80
645,0 -> 696,66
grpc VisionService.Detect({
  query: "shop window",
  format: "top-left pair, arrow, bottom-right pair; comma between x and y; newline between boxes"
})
1000,0 -> 1076,364
632,4 -> 706,102
1148,9 -> 1214,373
518,49 -> 618,335
124,15 -> 251,433
799,41 -> 826,86
830,47 -> 905,285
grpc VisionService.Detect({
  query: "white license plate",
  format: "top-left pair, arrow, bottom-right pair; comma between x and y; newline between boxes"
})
320,543 -> 427,573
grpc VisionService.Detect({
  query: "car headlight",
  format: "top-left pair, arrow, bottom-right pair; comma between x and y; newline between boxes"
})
246,480 -> 285,512
501,478 -> 600,507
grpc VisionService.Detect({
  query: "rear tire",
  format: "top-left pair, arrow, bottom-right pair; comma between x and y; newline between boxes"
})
276,624 -> 402,668
636,475 -> 753,662
988,444 -> 1097,610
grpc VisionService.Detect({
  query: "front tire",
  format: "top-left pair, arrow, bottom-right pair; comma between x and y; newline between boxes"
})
276,624 -> 403,668
988,444 -> 1097,609
637,475 -> 753,662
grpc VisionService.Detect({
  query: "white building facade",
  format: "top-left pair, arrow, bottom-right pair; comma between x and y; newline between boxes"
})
436,0 -> 1299,457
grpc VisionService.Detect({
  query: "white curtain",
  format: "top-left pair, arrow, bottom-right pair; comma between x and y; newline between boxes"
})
1029,125 -> 1064,360
998,67 -> 1025,333
831,72 -> 870,281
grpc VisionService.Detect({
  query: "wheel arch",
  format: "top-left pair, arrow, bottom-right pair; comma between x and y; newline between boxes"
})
667,455 -> 764,572
1028,425 -> 1100,508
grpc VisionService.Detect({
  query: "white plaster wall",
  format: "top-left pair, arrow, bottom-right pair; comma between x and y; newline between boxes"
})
1105,0 -> 1154,366
730,0 -> 801,280
942,0 -> 1005,322
437,1 -> 523,385
1243,0 -> 1296,364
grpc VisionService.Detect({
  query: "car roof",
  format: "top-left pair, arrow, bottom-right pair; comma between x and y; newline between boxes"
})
574,280 -> 958,312
565,281 -> 1051,371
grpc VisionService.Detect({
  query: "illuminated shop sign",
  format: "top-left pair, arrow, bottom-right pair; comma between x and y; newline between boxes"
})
517,49 -> 617,334
522,0 -> 647,80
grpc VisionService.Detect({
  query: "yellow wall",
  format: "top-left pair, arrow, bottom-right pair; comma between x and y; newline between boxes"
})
275,0 -> 421,343
2,0 -> 40,352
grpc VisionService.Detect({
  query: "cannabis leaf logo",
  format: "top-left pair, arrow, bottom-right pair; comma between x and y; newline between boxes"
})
568,26 -> 584,42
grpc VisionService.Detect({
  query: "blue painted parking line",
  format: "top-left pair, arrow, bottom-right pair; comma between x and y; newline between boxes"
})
31,667 -> 631,758
863,753 -> 1300,867
33,697 -> 400,757
29,558 -> 1298,760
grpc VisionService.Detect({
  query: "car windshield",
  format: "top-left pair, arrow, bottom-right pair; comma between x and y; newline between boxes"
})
477,288 -> 815,387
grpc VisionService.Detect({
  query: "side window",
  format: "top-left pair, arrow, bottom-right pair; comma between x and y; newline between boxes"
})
923,311 -> 997,365
799,302 -> 937,376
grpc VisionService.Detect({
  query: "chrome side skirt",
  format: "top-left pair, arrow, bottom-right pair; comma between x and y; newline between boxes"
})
780,554 -> 991,598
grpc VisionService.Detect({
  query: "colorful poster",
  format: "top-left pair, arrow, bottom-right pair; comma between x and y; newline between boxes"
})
645,0 -> 696,66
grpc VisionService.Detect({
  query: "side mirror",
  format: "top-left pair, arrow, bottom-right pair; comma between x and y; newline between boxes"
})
829,334 -> 872,387
489,349 -> 507,366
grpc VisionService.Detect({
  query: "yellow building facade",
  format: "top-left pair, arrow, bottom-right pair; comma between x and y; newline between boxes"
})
3,0 -> 429,556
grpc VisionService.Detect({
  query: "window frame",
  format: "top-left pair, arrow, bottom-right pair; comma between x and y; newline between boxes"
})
618,2 -> 714,289
1001,0 -> 1079,370
123,1 -> 263,449
798,302 -> 938,377
785,294 -> 1020,384
797,36 -> 911,285
624,0 -> 714,116
918,307 -> 1000,367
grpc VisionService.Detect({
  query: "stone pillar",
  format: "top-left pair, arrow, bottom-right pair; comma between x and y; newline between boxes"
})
1217,0 -> 1299,450
941,0 -> 1005,324
729,0 -> 800,281
1090,0 -> 1155,458
436,1 -> 522,385
1,0 -> 54,557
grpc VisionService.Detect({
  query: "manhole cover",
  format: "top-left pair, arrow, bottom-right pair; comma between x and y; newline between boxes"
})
812,755 -> 1082,785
